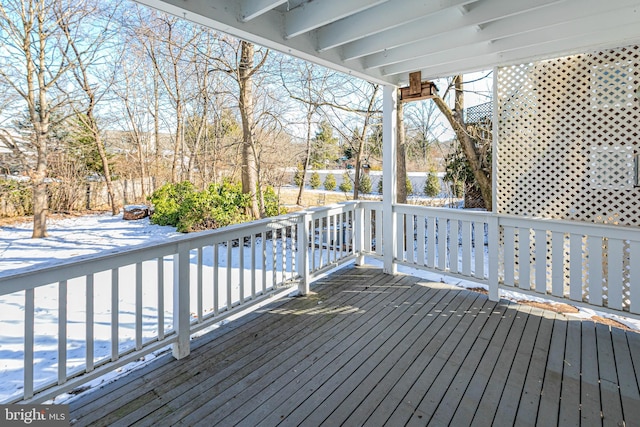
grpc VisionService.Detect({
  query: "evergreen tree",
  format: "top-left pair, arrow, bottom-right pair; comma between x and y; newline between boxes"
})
309,120 -> 340,169
359,173 -> 372,194
324,173 -> 336,191
339,173 -> 352,192
309,171 -> 321,189
424,171 -> 441,197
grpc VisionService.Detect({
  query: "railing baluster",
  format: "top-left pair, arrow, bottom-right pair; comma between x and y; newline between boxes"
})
135,262 -> 143,350
518,228 -> 531,290
427,216 -> 436,268
251,234 -> 256,299
396,213 -> 404,262
214,244 -> 219,315
239,239 -> 245,304
417,215 -> 426,266
272,230 -> 277,288
569,234 -> 583,301
375,210 -> 382,256
24,288 -> 34,400
551,232 -> 564,297
608,238 -> 624,310
534,230 -> 547,294
282,225 -> 296,280
364,208 -> 371,253
86,274 -> 94,373
587,236 -> 603,306
227,240 -> 233,308
328,215 -> 338,263
111,268 -> 119,361
503,226 -> 515,286
406,215 -> 415,264
58,280 -> 67,385
261,231 -> 267,294
311,218 -> 317,271
474,222 -> 484,279
437,218 -> 447,271
630,240 -> 640,313
157,258 -> 164,340
197,248 -> 203,323
450,219 -> 459,274
462,221 -> 472,276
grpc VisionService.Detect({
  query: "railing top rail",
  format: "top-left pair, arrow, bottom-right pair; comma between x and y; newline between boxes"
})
0,202 -> 356,296
393,203 -> 494,222
498,213 -> 640,240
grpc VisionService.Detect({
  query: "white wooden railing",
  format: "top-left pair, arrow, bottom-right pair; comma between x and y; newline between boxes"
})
0,202 -> 357,404
2,200 -> 640,404
358,201 -> 640,318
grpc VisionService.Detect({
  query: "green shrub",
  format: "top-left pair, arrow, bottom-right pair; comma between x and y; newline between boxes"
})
323,173 -> 336,191
262,185 -> 286,217
149,180 -> 252,232
148,181 -> 195,227
293,165 -> 304,186
375,177 -> 412,196
0,179 -> 32,216
339,173 -> 352,192
359,173 -> 372,194
177,180 -> 250,232
309,171 -> 321,189
424,171 -> 440,197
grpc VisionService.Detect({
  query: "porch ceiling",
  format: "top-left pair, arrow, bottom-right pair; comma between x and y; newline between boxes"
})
135,0 -> 640,85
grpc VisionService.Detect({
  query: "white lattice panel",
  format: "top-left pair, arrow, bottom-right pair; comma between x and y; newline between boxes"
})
496,45 -> 640,310
497,45 -> 640,225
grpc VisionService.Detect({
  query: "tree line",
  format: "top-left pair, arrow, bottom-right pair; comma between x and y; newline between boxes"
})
0,0 -> 491,238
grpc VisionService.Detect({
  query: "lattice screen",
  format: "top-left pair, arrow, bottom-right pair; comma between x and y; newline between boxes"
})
496,45 -> 640,309
496,45 -> 640,226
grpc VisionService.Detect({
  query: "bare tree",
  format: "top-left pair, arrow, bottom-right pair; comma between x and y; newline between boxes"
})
138,14 -> 200,183
57,0 -> 121,215
432,75 -> 492,209
0,0 -> 76,237
280,60 -> 336,205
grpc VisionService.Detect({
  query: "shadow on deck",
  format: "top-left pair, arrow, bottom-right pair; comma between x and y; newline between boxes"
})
69,265 -> 640,426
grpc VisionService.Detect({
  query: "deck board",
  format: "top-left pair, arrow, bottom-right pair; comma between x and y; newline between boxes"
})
536,316 -> 567,426
67,265 -> 640,427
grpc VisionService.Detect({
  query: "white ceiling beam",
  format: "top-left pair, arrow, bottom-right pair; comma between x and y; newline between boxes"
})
240,0 -> 287,22
316,0 -> 477,52
134,0 -> 397,85
341,0 -> 563,60
284,0 -> 388,39
388,21 -> 640,82
364,1 -> 640,69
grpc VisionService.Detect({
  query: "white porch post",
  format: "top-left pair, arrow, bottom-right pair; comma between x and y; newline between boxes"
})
383,85 -> 398,275
488,67 -> 500,301
297,212 -> 311,295
172,242 -> 191,359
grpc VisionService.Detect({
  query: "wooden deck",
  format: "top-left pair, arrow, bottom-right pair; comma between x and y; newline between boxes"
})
68,265 -> 640,426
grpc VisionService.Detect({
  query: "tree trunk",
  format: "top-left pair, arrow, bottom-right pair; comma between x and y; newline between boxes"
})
32,141 -> 48,238
94,130 -> 118,215
396,91 -> 407,204
432,77 -> 492,210
296,112 -> 313,206
238,41 -> 260,218
353,84 -> 379,200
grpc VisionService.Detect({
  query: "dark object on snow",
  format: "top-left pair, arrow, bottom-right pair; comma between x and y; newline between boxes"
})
123,205 -> 150,220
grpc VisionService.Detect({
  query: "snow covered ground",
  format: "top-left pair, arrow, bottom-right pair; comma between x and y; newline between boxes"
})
1,212 -> 639,404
